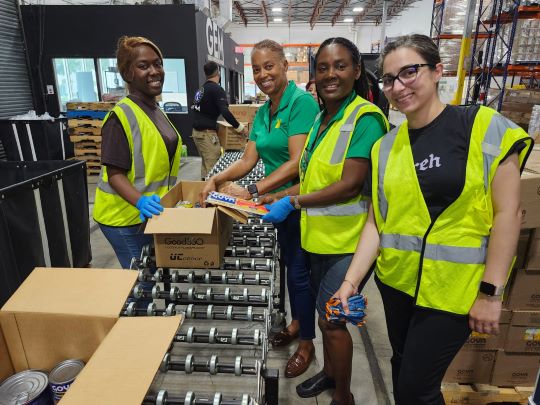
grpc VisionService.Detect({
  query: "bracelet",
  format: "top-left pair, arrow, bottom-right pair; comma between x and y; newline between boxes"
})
344,279 -> 356,290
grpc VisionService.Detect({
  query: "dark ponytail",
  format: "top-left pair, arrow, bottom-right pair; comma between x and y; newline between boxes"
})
315,37 -> 370,100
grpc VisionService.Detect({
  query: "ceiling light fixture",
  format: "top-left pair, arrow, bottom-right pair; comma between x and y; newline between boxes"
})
343,18 -> 354,22
353,7 -> 364,12
274,17 -> 283,22
272,7 -> 282,12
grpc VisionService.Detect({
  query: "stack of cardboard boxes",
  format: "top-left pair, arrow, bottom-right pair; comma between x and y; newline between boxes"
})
443,147 -> 540,396
500,89 -> 540,132
217,104 -> 262,150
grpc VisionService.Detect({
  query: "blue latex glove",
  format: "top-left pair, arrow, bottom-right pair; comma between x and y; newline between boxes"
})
262,196 -> 295,223
136,194 -> 164,222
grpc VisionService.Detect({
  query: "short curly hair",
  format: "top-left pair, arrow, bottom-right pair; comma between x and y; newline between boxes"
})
116,35 -> 163,81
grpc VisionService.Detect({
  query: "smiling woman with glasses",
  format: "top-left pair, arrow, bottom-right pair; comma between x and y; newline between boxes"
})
379,63 -> 435,90
334,34 -> 533,405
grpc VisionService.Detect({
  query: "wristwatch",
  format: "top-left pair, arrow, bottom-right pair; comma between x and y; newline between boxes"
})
479,281 -> 505,297
247,183 -> 259,198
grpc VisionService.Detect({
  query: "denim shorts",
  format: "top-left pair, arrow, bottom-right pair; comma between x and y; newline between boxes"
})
309,253 -> 354,317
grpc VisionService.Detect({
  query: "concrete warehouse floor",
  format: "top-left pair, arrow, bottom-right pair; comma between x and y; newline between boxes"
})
86,110 -> 407,404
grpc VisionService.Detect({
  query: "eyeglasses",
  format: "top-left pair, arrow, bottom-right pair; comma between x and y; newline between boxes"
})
379,64 -> 435,91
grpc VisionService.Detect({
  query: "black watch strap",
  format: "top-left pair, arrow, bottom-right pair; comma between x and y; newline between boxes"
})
247,183 -> 259,198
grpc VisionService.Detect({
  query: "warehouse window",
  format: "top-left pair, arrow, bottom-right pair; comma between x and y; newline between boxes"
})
53,57 -> 187,113
53,58 -> 99,111
161,59 -> 188,114
98,58 -> 126,102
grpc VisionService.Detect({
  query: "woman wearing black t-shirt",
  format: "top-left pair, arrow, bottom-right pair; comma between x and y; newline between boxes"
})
334,35 -> 532,404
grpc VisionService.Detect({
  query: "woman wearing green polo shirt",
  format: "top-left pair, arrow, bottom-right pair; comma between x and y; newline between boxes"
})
200,39 -> 320,378
262,37 -> 389,405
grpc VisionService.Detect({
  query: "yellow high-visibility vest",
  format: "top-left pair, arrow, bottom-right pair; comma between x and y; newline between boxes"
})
93,97 -> 182,227
300,95 -> 389,254
371,106 -> 532,314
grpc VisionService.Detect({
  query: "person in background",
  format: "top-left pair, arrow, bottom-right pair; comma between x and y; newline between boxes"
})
200,39 -> 320,379
306,79 -> 318,103
191,61 -> 248,179
94,36 -> 182,269
262,37 -> 389,405
334,34 -> 533,405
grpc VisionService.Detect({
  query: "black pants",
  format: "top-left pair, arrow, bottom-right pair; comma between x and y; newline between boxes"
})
375,275 -> 471,405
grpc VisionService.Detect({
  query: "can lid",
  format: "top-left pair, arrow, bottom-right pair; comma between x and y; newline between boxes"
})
49,360 -> 85,385
0,370 -> 49,405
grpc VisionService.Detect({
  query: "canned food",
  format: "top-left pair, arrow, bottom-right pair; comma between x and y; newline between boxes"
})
0,370 -> 53,405
48,360 -> 84,403
175,200 -> 193,208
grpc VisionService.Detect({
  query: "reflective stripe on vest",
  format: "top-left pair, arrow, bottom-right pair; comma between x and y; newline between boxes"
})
97,103 -> 177,195
481,113 -> 519,192
306,199 -> 369,217
380,233 -> 488,264
377,125 -> 399,221
330,103 -> 369,164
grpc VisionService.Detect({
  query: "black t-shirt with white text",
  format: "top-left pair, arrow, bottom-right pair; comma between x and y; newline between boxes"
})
409,105 -> 479,219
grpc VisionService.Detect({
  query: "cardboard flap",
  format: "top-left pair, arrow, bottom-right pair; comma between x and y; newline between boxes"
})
0,326 -> 13,382
1,268 -> 137,317
217,205 -> 248,224
61,316 -> 182,405
145,208 -> 216,234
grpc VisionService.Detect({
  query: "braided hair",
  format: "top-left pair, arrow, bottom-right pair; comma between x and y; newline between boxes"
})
314,37 -> 370,101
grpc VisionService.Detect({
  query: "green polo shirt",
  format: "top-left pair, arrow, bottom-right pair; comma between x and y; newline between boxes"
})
301,92 -> 387,174
250,81 -> 319,190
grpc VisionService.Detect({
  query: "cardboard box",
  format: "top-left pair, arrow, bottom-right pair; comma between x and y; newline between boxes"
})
491,350 -> 540,386
217,120 -> 249,150
0,267 -> 137,372
525,228 -> 540,268
62,317 -> 180,404
521,148 -> 540,229
145,181 -> 247,269
462,309 -> 511,351
507,268 -> 540,310
504,310 -> 540,353
0,267 -> 182,404
443,349 -> 496,384
228,104 -> 261,124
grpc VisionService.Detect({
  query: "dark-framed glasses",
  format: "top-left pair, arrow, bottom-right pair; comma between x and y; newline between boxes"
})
379,63 -> 435,91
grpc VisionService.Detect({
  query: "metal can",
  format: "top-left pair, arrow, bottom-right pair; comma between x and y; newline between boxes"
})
175,200 -> 193,208
48,360 -> 84,403
0,370 -> 53,405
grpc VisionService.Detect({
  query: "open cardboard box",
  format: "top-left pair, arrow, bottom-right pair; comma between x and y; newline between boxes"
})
145,181 -> 248,269
0,267 -> 182,404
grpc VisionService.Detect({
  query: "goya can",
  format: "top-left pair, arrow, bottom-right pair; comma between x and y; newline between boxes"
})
48,360 -> 84,403
0,370 -> 53,405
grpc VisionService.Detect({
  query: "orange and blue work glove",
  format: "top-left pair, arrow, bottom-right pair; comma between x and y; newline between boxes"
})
325,293 -> 367,327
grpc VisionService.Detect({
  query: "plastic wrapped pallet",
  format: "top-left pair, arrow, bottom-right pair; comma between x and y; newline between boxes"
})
0,160 -> 91,306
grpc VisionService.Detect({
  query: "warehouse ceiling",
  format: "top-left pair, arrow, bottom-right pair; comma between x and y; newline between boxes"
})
19,0 -> 421,26
230,0 -> 421,27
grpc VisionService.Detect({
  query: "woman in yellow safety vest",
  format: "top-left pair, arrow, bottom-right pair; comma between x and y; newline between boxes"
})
334,34 -> 533,405
262,37 -> 389,405
94,36 -> 182,269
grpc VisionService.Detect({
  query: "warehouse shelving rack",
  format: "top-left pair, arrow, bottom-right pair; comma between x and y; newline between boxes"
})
465,3 -> 540,110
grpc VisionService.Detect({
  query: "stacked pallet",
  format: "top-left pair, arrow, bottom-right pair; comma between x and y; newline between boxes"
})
67,102 -> 115,176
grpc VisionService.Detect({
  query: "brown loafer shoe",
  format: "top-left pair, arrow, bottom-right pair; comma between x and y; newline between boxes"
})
270,329 -> 299,347
285,347 -> 314,378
